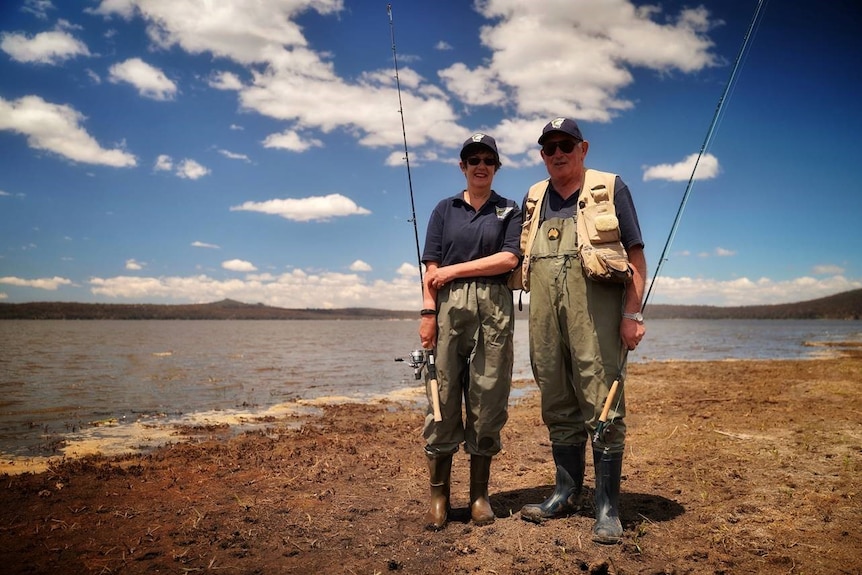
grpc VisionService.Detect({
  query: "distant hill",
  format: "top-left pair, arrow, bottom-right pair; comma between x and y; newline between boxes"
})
0,290 -> 860,320
0,299 -> 417,320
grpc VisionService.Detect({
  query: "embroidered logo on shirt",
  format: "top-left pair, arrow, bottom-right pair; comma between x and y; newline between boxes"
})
495,206 -> 513,220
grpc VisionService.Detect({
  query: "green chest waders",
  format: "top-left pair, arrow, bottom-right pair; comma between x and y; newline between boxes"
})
527,216 -> 627,450
527,216 -> 627,543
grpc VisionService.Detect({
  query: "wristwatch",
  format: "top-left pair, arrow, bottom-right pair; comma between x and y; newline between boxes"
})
622,311 -> 644,323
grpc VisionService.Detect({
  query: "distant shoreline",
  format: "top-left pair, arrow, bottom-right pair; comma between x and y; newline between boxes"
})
1,288 -> 860,320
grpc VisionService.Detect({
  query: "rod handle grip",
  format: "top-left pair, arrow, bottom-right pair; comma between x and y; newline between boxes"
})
429,377 -> 443,422
599,379 -> 620,423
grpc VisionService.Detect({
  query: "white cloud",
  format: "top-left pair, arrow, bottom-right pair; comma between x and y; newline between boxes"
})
90,0 -> 463,153
0,275 -> 72,290
349,260 -> 372,272
209,71 -> 244,90
397,262 -> 419,278
22,0 -> 55,20
87,266 -> 423,310
435,40 -> 452,51
262,129 -> 323,152
813,264 -> 844,275
643,153 -> 720,182
438,63 -> 506,107
86,1 -> 721,166
191,241 -> 220,249
0,95 -> 137,167
176,159 -> 210,179
0,190 -> 10,196
77,267 -> 862,309
154,155 -> 209,178
457,2 -> 718,123
91,0 -> 343,63
154,154 -> 173,171
695,247 -> 736,258
1,28 -> 90,64
108,58 -> 177,100
125,259 -> 144,270
218,149 -> 250,162
230,193 -> 371,222
221,259 -> 257,272
647,275 -> 862,307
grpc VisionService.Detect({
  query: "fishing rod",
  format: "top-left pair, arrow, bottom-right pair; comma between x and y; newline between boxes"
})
642,0 -> 768,312
387,3 -> 423,293
597,0 -> 768,441
388,4 -> 442,421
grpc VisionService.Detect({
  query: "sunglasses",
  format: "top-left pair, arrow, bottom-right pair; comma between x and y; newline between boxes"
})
466,157 -> 497,166
541,140 -> 579,156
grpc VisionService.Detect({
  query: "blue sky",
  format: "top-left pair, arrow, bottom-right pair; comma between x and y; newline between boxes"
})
1,0 -> 860,310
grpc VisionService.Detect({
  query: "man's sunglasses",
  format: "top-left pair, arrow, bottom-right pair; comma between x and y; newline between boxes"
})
541,140 -> 579,156
466,157 -> 497,166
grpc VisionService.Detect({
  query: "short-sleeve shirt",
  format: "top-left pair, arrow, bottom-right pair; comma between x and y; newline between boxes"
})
422,190 -> 522,283
539,175 -> 644,250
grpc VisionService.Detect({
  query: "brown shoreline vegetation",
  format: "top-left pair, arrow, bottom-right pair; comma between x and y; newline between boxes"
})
2,350 -> 861,574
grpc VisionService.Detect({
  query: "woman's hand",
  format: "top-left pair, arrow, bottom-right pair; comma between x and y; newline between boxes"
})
426,266 -> 452,290
419,315 -> 437,349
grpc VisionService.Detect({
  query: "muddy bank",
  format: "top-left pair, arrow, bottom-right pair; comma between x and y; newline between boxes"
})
1,355 -> 860,574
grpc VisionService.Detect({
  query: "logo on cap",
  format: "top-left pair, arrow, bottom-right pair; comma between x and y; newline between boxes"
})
551,118 -> 566,129
472,133 -> 487,143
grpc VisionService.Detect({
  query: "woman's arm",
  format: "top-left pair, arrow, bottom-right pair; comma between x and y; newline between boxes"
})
427,251 -> 518,289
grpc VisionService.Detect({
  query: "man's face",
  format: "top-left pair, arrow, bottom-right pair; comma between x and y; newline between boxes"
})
540,136 -> 586,181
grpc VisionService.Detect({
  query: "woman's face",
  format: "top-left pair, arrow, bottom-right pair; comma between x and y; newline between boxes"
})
460,152 -> 498,189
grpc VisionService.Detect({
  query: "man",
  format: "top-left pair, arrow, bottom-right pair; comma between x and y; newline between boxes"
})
519,118 -> 647,544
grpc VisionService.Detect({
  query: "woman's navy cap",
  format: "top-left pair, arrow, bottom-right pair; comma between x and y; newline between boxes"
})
460,133 -> 499,160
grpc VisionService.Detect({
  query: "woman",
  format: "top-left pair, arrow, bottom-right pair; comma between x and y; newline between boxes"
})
418,133 -> 522,530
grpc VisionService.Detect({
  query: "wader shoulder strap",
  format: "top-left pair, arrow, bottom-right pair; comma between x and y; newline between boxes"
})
508,179 -> 549,293
522,178 -> 549,263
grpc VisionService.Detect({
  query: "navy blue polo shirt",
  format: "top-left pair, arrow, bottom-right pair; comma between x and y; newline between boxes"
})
539,176 -> 644,250
422,190 -> 522,283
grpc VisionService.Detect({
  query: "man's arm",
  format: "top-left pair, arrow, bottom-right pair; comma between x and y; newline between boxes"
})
620,245 -> 646,350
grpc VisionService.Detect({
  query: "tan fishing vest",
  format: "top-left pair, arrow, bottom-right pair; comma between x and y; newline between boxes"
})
509,169 -> 624,291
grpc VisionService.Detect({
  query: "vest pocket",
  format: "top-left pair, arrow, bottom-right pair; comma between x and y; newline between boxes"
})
580,203 -> 620,244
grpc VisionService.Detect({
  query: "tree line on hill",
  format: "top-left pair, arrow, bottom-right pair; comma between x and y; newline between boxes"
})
0,289 -> 860,320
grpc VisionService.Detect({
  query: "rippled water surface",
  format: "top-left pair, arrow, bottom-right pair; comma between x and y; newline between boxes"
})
1,318 -> 859,459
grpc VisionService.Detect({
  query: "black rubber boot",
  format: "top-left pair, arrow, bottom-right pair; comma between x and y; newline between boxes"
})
425,454 -> 452,531
592,449 -> 623,544
520,443 -> 585,523
469,455 -> 495,525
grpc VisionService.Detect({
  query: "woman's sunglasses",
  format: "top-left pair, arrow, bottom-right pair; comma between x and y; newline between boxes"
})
541,140 -> 579,156
466,157 -> 497,166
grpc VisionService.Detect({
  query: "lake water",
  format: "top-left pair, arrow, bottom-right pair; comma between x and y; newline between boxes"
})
1,318 -> 860,468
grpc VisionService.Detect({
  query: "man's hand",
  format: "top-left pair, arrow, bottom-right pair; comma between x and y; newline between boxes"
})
620,317 -> 645,351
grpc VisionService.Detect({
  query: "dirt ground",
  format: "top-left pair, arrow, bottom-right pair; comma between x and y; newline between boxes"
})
2,350 -> 860,575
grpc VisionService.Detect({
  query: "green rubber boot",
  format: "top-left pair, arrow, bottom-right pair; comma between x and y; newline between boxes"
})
469,455 -> 495,525
425,454 -> 452,531
592,449 -> 623,544
520,443 -> 585,523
